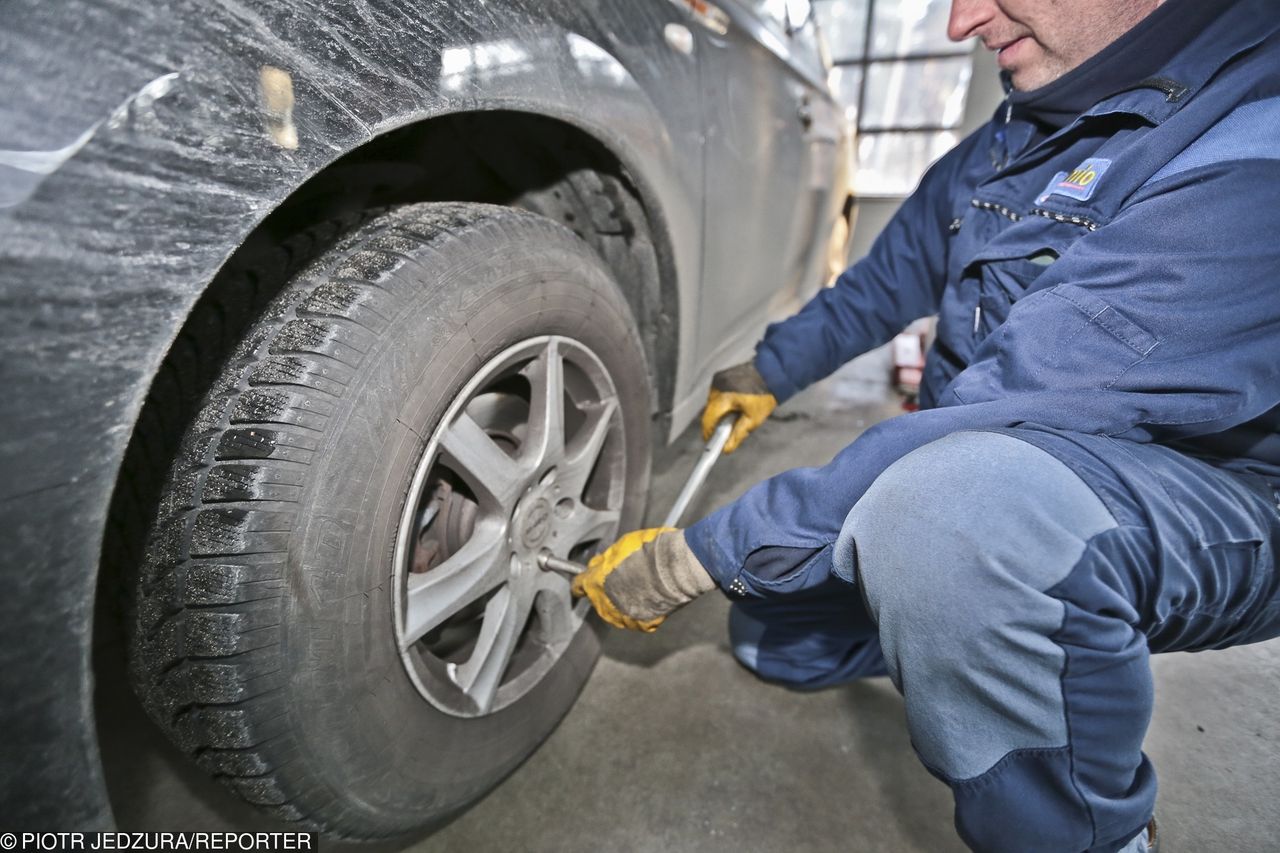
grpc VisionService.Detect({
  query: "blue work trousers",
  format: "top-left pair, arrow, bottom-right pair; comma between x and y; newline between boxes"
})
729,429 -> 1280,853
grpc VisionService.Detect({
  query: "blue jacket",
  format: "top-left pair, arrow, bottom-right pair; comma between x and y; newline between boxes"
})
686,0 -> 1280,597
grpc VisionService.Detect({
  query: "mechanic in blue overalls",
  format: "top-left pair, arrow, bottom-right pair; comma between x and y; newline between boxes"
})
573,0 -> 1280,850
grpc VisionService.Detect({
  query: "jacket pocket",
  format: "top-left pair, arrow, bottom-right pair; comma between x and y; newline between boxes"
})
1002,282 -> 1158,392
1046,282 -> 1159,357
973,253 -> 1057,339
950,281 -> 1161,403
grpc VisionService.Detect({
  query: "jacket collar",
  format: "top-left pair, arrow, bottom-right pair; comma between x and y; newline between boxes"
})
1072,0 -> 1277,126
991,0 -> 1278,170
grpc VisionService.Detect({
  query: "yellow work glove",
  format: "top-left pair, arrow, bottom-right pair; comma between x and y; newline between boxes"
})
571,527 -> 715,632
701,361 -> 777,454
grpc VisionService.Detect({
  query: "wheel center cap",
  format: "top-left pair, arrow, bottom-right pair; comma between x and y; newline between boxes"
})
519,497 -> 553,549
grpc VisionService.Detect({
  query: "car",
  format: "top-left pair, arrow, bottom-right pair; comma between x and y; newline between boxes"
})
0,0 -> 846,837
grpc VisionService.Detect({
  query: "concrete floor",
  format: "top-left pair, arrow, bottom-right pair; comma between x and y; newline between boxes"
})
101,358 -> 1280,851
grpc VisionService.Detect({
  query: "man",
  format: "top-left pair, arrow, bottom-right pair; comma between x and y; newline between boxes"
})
573,0 -> 1280,851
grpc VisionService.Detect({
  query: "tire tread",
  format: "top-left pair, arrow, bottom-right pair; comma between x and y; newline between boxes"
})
132,203 -> 553,838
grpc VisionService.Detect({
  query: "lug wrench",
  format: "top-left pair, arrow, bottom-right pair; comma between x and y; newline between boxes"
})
537,414 -> 738,576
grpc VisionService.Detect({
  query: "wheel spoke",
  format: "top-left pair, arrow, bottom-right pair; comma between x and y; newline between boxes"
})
559,397 -> 617,497
439,412 -> 523,509
531,583 -> 581,649
521,340 -> 566,468
560,504 -> 620,548
403,522 -> 509,647
451,584 -> 530,713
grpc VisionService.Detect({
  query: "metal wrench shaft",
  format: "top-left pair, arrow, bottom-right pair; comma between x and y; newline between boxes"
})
538,553 -> 587,575
661,414 -> 736,528
537,414 -> 739,575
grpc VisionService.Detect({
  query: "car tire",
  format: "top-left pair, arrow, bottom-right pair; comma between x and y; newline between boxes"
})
131,202 -> 652,839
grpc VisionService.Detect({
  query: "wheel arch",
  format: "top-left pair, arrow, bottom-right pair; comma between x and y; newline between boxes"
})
100,105 -> 683,628
93,109 -> 685,830
92,105 -> 683,826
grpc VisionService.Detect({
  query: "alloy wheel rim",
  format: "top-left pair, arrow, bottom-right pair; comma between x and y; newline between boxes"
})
392,336 -> 625,717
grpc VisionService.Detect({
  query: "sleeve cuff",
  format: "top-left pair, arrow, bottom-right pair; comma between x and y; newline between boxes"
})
683,523 -> 733,587
683,522 -> 836,600
752,344 -> 799,404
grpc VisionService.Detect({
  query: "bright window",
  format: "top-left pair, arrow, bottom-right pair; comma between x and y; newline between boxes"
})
814,0 -> 973,196
754,0 -> 816,35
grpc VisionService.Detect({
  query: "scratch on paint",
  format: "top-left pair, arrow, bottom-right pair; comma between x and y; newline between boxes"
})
0,71 -> 181,175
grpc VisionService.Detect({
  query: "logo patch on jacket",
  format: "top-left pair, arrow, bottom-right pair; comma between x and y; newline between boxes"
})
1037,158 -> 1112,203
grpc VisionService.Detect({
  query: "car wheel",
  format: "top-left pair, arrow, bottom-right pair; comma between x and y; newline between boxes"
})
131,202 -> 652,838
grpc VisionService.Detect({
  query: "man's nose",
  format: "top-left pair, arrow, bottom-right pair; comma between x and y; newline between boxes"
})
947,0 -> 996,41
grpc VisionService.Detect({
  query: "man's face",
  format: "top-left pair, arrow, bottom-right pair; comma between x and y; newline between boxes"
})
947,0 -> 1165,91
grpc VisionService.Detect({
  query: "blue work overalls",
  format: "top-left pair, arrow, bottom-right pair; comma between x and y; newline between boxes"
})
684,3 -> 1280,850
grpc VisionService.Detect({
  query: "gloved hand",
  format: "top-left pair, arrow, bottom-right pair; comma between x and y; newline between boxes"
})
571,527 -> 716,632
701,361 -> 777,454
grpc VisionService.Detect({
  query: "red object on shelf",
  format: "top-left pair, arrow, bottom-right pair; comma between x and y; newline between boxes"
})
891,319 -> 932,411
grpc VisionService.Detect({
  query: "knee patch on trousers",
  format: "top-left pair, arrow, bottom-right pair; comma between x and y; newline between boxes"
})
838,430 -> 1117,780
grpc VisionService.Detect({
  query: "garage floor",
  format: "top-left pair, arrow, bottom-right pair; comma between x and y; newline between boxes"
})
101,358 -> 1280,851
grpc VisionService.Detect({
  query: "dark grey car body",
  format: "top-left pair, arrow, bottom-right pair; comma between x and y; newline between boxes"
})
0,0 -> 842,828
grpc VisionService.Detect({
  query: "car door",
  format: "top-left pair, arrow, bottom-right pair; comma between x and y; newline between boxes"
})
692,0 -> 840,368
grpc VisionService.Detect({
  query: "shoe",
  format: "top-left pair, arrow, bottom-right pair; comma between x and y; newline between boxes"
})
1120,817 -> 1159,853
